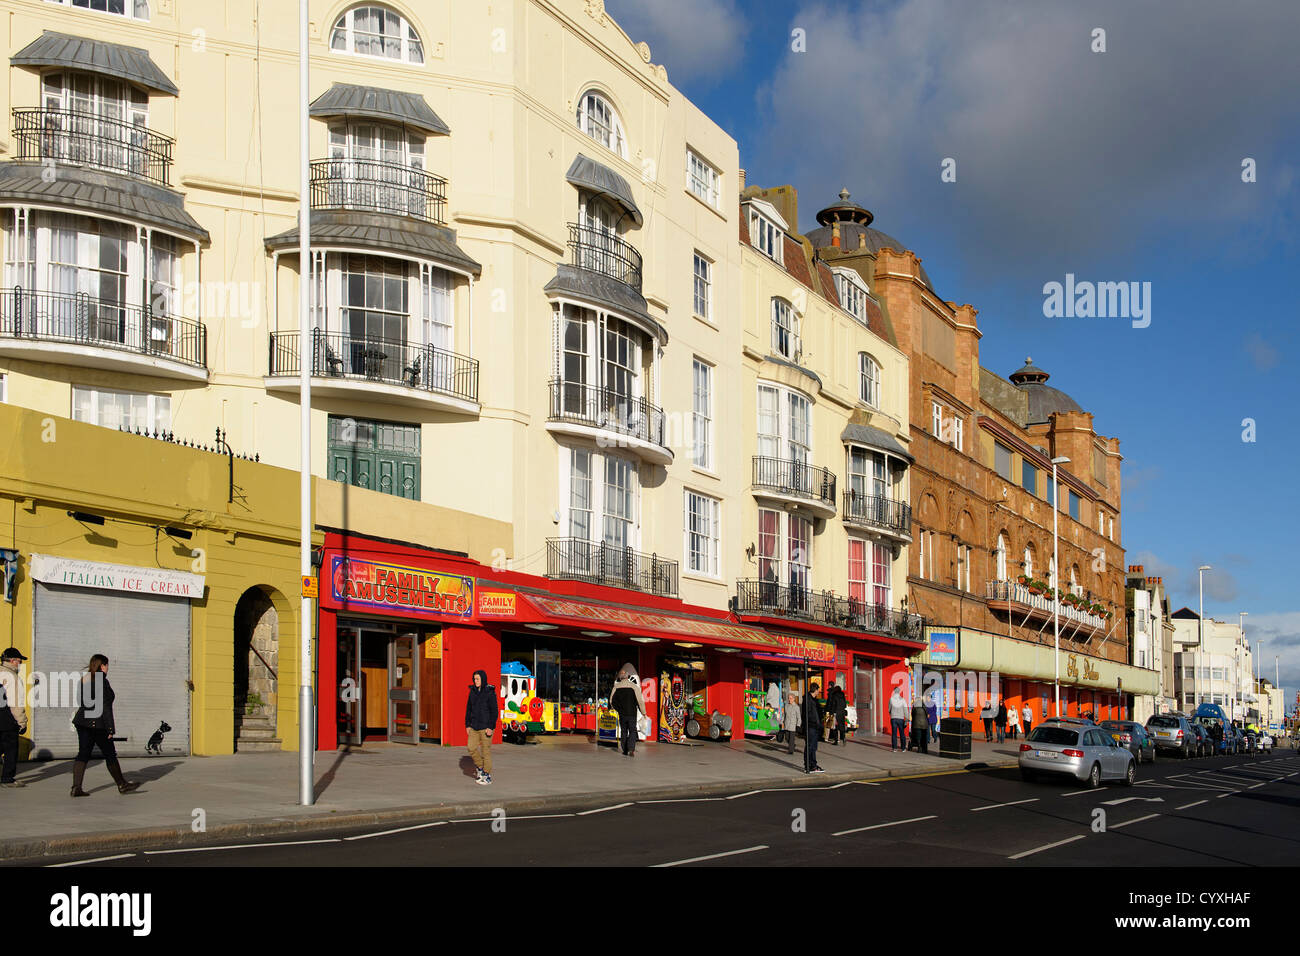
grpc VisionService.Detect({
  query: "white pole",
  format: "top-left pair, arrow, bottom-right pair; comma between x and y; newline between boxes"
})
1051,459 -> 1064,718
1197,570 -> 1204,709
298,0 -> 315,806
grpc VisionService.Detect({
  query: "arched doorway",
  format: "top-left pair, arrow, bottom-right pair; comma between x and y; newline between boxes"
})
234,587 -> 282,752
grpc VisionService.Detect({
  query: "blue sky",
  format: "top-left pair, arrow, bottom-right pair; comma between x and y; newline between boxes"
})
607,0 -> 1300,710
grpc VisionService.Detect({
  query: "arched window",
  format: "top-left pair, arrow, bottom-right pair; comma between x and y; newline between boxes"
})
995,533 -> 1007,580
331,5 -> 424,64
858,353 -> 880,407
771,297 -> 799,360
576,90 -> 626,158
1023,545 -> 1034,579
1069,565 -> 1078,595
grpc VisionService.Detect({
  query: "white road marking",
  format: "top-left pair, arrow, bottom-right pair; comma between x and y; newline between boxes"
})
1216,792 -> 1237,798
344,822 -> 448,840
853,780 -> 881,786
1248,782 -> 1266,789
833,814 -> 937,836
725,791 -> 763,800
577,802 -> 633,815
1109,813 -> 1160,829
144,838 -> 341,855
1060,789 -> 1097,796
1008,834 -> 1086,859
1175,799 -> 1208,810
652,844 -> 769,867
971,798 -> 1039,812
1102,797 -> 1164,806
47,853 -> 135,867
638,797 -> 726,804
449,813 -> 575,823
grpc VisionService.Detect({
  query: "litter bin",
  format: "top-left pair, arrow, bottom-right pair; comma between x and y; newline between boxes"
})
939,716 -> 971,760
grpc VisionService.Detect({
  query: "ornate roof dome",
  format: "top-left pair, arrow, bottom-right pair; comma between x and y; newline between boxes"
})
1010,357 -> 1084,423
805,189 -> 934,292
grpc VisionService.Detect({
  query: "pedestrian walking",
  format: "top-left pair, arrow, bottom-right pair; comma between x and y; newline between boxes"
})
70,655 -> 140,797
610,663 -> 646,757
1022,702 -> 1033,737
784,692 -> 799,755
1007,701 -> 1021,740
803,682 -> 825,773
0,647 -> 28,789
980,698 -> 996,742
889,685 -> 909,751
826,682 -> 847,745
464,669 -> 497,785
994,698 -> 1008,743
910,696 -> 930,754
925,694 -> 940,743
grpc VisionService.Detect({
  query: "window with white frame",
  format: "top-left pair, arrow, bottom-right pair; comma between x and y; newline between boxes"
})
770,297 -> 799,360
918,529 -> 935,580
1098,510 -> 1105,534
931,402 -> 943,438
848,537 -> 892,608
692,252 -> 712,320
72,385 -> 169,432
749,208 -> 783,263
957,544 -> 971,592
563,447 -> 639,550
995,533 -> 1008,580
834,270 -> 869,324
757,507 -> 812,596
45,0 -> 148,20
686,149 -> 720,208
554,304 -> 650,423
757,383 -> 811,467
576,90 -> 627,158
847,446 -> 887,501
1023,545 -> 1034,578
40,73 -> 151,178
327,122 -> 427,217
1108,516 -> 1114,540
684,490 -> 720,577
331,5 -> 424,63
952,415 -> 963,452
692,358 -> 712,470
858,353 -> 880,407
0,374 -> 7,402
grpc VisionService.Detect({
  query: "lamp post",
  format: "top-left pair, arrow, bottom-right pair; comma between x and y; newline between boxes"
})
1256,639 -> 1263,722
1051,456 -> 1069,718
297,0 -> 315,806
1238,611 -> 1247,721
1196,565 -> 1211,710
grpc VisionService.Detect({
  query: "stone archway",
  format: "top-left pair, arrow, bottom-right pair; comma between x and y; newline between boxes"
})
234,587 -> 282,753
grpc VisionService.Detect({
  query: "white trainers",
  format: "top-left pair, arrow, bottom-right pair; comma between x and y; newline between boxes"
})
475,769 -> 488,785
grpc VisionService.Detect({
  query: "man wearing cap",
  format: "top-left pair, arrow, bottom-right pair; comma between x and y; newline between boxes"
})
0,647 -> 28,788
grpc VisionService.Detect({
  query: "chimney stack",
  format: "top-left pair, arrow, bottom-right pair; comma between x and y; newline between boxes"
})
831,220 -> 840,247
739,168 -> 746,191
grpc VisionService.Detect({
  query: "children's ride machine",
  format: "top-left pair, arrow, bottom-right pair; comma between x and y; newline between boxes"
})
499,661 -> 558,743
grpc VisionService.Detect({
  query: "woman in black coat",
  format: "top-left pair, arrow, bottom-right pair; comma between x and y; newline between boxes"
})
826,683 -> 848,745
71,654 -> 139,797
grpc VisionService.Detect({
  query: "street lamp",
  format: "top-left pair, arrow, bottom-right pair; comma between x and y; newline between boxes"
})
1238,611 -> 1247,721
297,0 -> 315,806
1052,456 -> 1070,718
1256,639 -> 1263,721
1196,565 -> 1211,710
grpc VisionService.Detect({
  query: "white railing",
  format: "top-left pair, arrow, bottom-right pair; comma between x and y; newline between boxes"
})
984,580 -> 1107,631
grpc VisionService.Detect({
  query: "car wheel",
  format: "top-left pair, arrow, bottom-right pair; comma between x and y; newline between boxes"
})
1124,760 -> 1136,786
1021,768 -> 1036,783
1149,747 -> 1156,764
1088,763 -> 1101,789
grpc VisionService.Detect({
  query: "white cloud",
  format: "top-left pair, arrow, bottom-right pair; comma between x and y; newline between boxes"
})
605,0 -> 748,85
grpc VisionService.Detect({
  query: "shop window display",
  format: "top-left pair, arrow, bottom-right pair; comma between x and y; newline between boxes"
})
658,657 -> 704,743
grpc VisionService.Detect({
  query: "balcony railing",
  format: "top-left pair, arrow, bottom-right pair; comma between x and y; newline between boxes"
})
735,579 -> 924,641
309,158 -> 447,225
984,579 -> 1108,632
566,222 -> 642,292
548,379 -> 666,451
0,287 -> 206,368
752,456 -> 837,509
843,491 -> 911,536
546,537 -> 678,598
13,107 -> 174,187
269,328 -> 478,404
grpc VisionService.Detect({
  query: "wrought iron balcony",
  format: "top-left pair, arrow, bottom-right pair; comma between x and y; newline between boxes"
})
752,456 -> 837,511
269,328 -> 478,404
546,537 -> 678,598
548,379 -> 667,452
984,579 -> 1108,633
309,158 -> 447,225
843,491 -> 912,537
735,579 -> 924,641
0,286 -> 206,368
565,222 -> 642,292
13,107 -> 174,187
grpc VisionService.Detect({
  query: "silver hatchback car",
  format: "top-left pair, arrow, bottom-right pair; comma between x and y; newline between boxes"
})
1019,724 -> 1136,787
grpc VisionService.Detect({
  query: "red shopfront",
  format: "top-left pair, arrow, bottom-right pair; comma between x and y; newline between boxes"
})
317,532 -> 798,751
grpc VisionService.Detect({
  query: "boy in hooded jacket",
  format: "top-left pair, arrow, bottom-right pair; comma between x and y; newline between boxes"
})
465,669 -> 497,784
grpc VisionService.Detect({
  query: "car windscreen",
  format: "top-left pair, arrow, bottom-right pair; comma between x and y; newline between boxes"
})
1148,716 -> 1181,728
1027,727 -> 1079,746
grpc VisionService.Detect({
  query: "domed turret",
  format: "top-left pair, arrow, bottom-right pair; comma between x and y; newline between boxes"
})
1010,357 -> 1084,423
805,189 -> 934,292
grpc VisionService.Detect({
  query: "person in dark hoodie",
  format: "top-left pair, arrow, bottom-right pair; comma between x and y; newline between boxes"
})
803,682 -> 825,773
609,663 -> 646,756
465,669 -> 497,785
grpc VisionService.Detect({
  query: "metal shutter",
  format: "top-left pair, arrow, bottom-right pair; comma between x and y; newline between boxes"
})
32,582 -> 190,758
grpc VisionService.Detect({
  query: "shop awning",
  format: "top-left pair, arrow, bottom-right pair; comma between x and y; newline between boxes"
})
509,592 -> 786,653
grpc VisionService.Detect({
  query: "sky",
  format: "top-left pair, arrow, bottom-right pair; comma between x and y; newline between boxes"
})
607,0 -> 1300,713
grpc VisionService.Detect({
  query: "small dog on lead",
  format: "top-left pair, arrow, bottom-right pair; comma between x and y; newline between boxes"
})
146,721 -> 171,754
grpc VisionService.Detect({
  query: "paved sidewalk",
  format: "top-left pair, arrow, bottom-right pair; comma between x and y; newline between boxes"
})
0,732 -> 1020,861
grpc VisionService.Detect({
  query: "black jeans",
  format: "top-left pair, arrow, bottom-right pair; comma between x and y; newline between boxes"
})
619,718 -> 637,754
806,729 -> 819,769
911,726 -> 928,753
786,729 -> 796,754
829,714 -> 845,743
75,726 -> 117,762
0,728 -> 18,783
982,718 -> 993,741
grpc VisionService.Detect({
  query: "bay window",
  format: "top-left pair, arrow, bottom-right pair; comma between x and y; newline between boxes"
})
326,122 -> 427,217
40,72 -> 150,179
757,383 -> 812,481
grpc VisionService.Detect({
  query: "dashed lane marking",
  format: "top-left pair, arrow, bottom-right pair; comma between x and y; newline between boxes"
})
1175,800 -> 1208,810
1109,813 -> 1160,829
971,798 -> 1039,812
1008,834 -> 1086,859
47,854 -> 135,867
652,845 -> 768,867
344,822 -> 448,840
449,813 -> 575,823
576,803 -> 633,815
833,814 -> 937,837
144,839 -> 341,855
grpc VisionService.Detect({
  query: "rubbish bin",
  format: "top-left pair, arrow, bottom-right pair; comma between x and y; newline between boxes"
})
939,716 -> 971,760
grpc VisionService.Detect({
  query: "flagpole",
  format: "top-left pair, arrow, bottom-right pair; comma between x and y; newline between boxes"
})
298,0 -> 315,806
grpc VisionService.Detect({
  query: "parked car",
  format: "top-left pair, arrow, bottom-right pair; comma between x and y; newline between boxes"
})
1225,724 -> 1244,754
1101,719 -> 1156,764
1020,724 -> 1136,787
1193,703 -> 1232,751
1187,722 -> 1213,757
1146,713 -> 1197,758
1194,717 -> 1229,754
1039,716 -> 1099,729
1258,733 -> 1273,754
